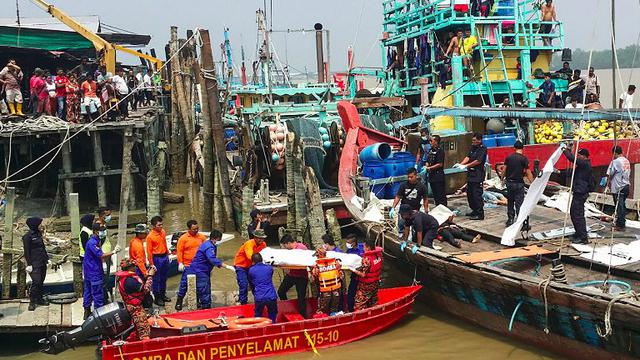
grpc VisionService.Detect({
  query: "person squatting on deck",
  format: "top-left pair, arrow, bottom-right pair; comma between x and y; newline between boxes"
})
22,217 -> 48,311
234,229 -> 268,304
182,230 -> 233,309
311,248 -> 343,315
249,253 -> 278,323
562,145 -> 595,245
175,220 -> 207,310
606,146 -> 631,231
455,133 -> 488,220
504,140 -> 534,229
389,167 -> 429,235
116,259 -> 155,340
83,223 -> 121,319
352,240 -> 383,311
277,234 -> 309,317
399,204 -> 441,249
146,216 -> 171,307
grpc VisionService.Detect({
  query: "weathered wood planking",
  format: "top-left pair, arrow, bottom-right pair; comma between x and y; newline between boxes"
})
0,299 -> 86,332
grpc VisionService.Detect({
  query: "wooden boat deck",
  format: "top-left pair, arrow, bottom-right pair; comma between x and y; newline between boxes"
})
0,299 -> 85,333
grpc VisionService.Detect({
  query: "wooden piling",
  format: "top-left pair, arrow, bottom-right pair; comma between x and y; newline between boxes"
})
199,29 -> 236,231
285,133 -> 297,232
68,193 -> 83,297
303,167 -> 326,249
2,187 -> 15,299
117,128 -> 134,251
61,141 -> 73,214
195,60 -> 214,231
16,260 -> 26,298
91,132 -> 107,207
291,136 -> 309,245
325,208 -> 343,249
169,27 -> 187,183
241,185 -> 254,240
146,168 -> 161,219
169,27 -> 195,167
184,273 -> 197,311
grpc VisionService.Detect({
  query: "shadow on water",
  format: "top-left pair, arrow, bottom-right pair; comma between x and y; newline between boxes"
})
0,183 -> 560,359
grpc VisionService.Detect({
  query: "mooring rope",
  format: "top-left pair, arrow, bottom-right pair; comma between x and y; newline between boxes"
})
597,291 -> 639,338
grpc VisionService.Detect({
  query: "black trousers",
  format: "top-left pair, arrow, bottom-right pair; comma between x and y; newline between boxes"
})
439,227 -> 475,244
29,265 -> 47,303
612,185 -> 630,228
117,95 -> 129,118
506,182 -> 526,221
429,180 -> 447,207
570,192 -> 589,240
467,181 -> 484,216
277,274 -> 308,317
413,226 -> 438,248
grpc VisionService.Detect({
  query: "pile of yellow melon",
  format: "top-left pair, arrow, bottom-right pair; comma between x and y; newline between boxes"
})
534,121 -> 563,144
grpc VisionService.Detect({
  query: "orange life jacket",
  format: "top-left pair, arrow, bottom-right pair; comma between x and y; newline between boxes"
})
316,258 -> 341,292
116,270 -> 146,307
359,247 -> 383,284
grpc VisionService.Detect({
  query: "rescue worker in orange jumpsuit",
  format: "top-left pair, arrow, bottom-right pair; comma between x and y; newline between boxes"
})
311,247 -> 343,315
175,220 -> 207,310
128,224 -> 148,278
352,239 -> 383,310
234,229 -> 267,304
116,259 -> 155,340
146,216 -> 170,306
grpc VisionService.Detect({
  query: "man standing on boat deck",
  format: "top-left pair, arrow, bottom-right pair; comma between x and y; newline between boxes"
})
562,146 -> 595,244
277,234 -> 309,317
606,146 -> 631,231
175,220 -> 207,310
234,229 -> 268,305
249,253 -> 278,323
389,167 -> 429,234
583,67 -> 600,100
352,239 -> 383,311
445,29 -> 462,57
425,135 -> 447,207
129,224 -> 149,279
460,28 -> 478,73
540,0 -> 557,46
619,85 -> 636,109
399,204 -> 441,248
504,140 -> 534,229
83,223 -> 120,319
455,133 -> 487,220
189,230 -> 234,309
116,259 -> 155,340
146,216 -> 171,306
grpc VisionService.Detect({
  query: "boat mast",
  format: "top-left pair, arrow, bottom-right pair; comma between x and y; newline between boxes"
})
611,0 -> 616,108
257,9 -> 273,104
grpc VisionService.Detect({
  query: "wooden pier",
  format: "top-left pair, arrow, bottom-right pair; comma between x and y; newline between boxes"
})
0,299 -> 85,333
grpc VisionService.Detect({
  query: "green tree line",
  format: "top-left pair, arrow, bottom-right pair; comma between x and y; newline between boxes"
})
551,45 -> 640,70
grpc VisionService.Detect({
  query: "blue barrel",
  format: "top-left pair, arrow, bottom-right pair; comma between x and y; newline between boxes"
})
496,133 -> 516,147
362,161 -> 387,198
359,143 -> 392,162
223,128 -> 236,139
497,0 -> 515,16
483,134 -> 498,148
394,152 -> 416,172
224,128 -> 238,150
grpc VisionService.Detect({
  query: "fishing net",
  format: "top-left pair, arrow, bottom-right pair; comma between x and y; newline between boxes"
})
286,118 -> 336,190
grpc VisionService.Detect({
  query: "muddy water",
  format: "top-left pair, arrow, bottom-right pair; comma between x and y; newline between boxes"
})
0,184 -> 557,359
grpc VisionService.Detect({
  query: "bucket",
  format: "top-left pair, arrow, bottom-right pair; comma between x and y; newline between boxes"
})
483,134 -> 498,148
359,143 -> 392,162
362,161 -> 387,198
496,133 -> 516,147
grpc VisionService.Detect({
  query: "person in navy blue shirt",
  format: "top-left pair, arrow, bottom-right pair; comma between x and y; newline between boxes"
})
322,234 -> 342,253
248,253 -> 278,323
188,230 -> 234,309
82,223 -> 120,319
345,234 -> 364,312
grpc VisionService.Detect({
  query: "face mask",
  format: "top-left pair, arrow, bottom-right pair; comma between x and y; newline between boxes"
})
98,230 -> 107,239
104,215 -> 112,223
322,244 -> 329,250
346,242 -> 354,249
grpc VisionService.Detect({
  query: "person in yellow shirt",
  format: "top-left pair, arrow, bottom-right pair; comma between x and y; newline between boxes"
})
461,29 -> 478,73
233,229 -> 267,304
175,220 -> 207,310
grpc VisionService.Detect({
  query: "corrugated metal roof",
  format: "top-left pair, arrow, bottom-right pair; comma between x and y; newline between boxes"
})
0,16 -> 100,33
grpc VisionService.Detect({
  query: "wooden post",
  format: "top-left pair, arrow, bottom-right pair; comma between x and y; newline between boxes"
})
195,61 -> 214,231
169,27 -> 187,183
199,29 -> 236,231
2,187 -> 15,299
61,141 -> 74,214
285,133 -> 296,231
213,166 -> 224,230
184,273 -> 197,311
291,135 -> 309,244
170,27 -> 195,161
303,167 -> 326,249
146,168 -> 161,219
241,185 -> 254,239
68,193 -> 83,297
117,128 -> 134,251
16,260 -> 26,298
325,208 -> 343,249
91,132 -> 107,207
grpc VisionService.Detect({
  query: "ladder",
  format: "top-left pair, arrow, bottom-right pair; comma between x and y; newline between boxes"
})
475,25 -> 497,107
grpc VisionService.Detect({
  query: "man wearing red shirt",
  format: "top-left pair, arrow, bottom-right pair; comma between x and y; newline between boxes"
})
54,69 -> 68,120
80,74 -> 101,120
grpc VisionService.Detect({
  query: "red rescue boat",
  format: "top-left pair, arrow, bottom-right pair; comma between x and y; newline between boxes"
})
100,285 -> 421,360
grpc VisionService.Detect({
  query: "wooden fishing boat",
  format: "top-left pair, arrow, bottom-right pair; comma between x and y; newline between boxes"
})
99,285 -> 421,359
337,100 -> 640,360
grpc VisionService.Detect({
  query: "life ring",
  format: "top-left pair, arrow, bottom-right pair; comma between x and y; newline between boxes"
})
228,317 -> 272,330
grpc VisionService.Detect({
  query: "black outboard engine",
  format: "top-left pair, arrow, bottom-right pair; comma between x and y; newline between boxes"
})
39,302 -> 133,355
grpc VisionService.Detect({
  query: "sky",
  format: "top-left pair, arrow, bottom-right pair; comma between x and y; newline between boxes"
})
8,0 -> 640,72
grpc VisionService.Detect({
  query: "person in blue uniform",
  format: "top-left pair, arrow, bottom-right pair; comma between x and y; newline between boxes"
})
83,223 -> 120,319
456,133 -> 488,220
322,234 -> 342,253
563,146 -> 595,244
248,253 -> 278,323
425,135 -> 447,207
345,234 -> 364,312
22,217 -> 49,311
188,230 -> 234,309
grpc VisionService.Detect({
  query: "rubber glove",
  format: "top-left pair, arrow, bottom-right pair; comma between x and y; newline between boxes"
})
599,177 -> 607,187
419,167 -> 427,177
414,163 -> 419,170
178,263 -> 185,272
113,244 -> 122,253
389,208 -> 396,218
26,265 -> 33,273
223,264 -> 236,272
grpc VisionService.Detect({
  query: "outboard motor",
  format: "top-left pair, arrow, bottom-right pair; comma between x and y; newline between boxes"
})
39,302 -> 132,355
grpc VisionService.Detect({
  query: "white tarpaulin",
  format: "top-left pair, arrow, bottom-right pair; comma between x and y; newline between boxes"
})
544,191 -> 640,230
572,240 -> 640,266
430,205 -> 456,225
259,248 -> 363,271
501,145 -> 565,246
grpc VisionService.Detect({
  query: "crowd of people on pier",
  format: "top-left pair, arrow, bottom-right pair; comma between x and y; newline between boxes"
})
0,58 -> 161,122
386,131 -> 630,248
